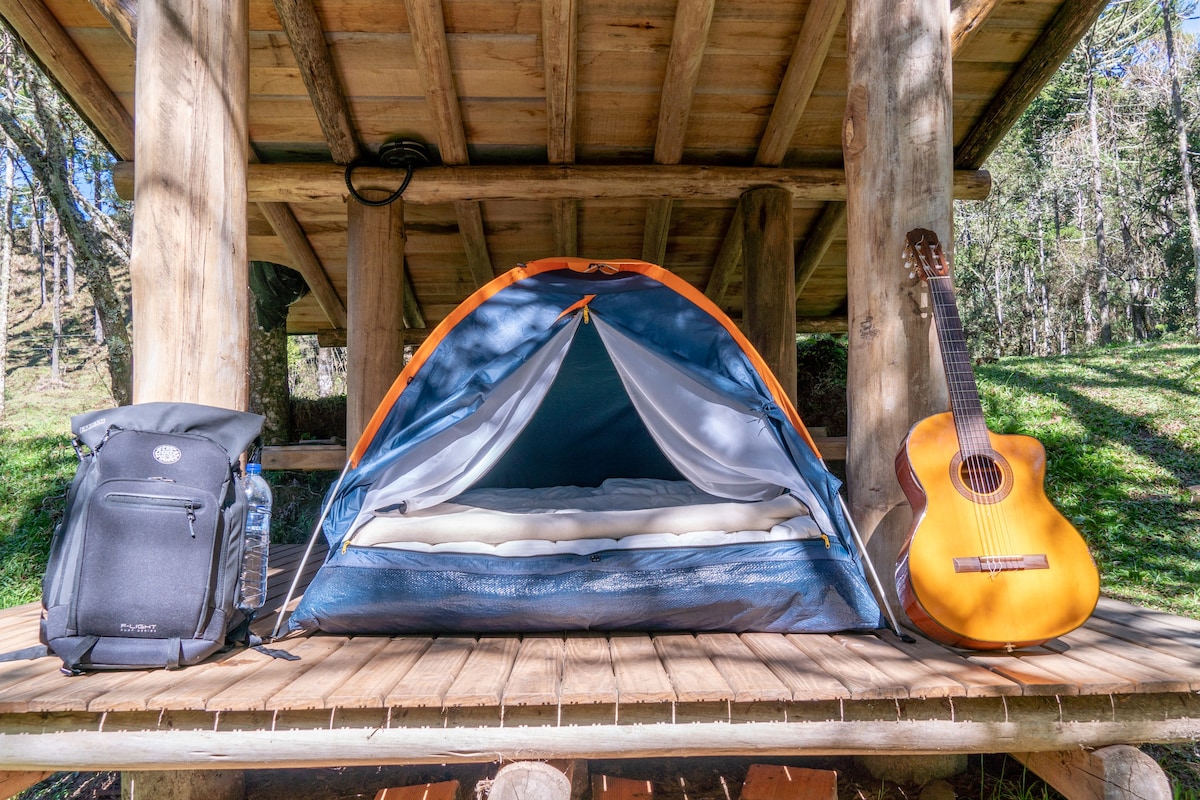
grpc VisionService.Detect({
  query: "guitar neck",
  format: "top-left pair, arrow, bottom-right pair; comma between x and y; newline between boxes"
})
927,275 -> 991,456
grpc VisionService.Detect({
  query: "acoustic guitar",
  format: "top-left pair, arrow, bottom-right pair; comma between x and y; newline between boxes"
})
894,228 -> 1100,650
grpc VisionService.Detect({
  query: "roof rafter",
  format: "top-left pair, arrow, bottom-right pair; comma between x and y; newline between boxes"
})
543,0 -> 578,256
955,0 -> 1109,168
643,0 -> 716,265
273,0 -> 362,165
0,0 -> 133,158
707,0 -> 844,303
404,0 -> 494,288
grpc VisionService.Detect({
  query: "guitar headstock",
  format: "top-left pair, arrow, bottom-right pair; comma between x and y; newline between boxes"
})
905,228 -> 950,283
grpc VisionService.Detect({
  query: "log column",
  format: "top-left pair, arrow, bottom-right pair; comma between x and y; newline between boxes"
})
742,186 -> 797,403
346,197 -> 407,449
129,0 -> 249,407
843,0 -> 953,603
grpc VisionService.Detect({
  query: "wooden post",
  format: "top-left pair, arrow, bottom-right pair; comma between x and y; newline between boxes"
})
742,186 -> 797,403
129,0 -> 249,407
842,0 -> 953,605
1013,746 -> 1172,800
346,196 -> 407,449
121,769 -> 243,800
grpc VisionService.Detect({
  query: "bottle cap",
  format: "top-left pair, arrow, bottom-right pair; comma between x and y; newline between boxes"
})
246,462 -> 262,474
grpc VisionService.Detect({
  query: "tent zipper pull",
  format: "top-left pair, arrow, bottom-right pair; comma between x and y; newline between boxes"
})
820,533 -> 830,549
582,305 -> 590,324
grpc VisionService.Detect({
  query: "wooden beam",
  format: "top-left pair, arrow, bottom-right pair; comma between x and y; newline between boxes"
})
756,0 -> 845,167
404,267 -> 425,329
543,0 -> 578,256
797,315 -> 847,334
405,0 -> 494,286
112,162 -> 992,204
950,0 -> 1003,55
703,196 -> 745,305
129,0 -> 249,406
643,0 -> 716,265
346,196 -> 406,448
256,201 -> 348,330
1013,746 -> 1172,800
0,0 -> 134,159
794,201 -> 846,299
955,0 -> 1108,168
86,0 -> 136,46
273,0 -> 361,164
742,187 -> 796,402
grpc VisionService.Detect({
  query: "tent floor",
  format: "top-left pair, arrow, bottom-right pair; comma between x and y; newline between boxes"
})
0,544 -> 1196,794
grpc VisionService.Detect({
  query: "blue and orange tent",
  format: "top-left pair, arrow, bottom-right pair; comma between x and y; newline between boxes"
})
286,258 -> 883,635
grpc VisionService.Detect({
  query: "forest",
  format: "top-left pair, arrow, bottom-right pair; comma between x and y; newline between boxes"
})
2,0 -> 1200,416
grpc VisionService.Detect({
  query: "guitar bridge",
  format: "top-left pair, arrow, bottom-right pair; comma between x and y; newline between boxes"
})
953,554 -> 1049,573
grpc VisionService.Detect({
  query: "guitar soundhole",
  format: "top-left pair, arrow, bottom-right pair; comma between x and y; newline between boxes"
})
950,451 -> 1013,504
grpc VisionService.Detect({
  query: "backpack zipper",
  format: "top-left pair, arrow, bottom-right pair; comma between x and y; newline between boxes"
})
104,493 -> 203,538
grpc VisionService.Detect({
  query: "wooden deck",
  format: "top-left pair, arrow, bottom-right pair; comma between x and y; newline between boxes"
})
0,544 -> 1198,775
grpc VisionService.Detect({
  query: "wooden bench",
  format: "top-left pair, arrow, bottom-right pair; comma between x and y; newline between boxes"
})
0,544 -> 1193,799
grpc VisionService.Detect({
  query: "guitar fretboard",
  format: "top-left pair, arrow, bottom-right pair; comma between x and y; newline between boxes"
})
926,275 -> 991,458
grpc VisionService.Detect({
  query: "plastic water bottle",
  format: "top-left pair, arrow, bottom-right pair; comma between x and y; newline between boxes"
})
237,462 -> 272,612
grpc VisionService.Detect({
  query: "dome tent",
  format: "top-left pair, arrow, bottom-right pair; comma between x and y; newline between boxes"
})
287,258 -> 883,635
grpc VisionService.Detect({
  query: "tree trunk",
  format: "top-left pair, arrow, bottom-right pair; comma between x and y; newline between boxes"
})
1160,0 -> 1200,339
1085,48 -> 1111,346
0,151 -> 12,420
248,290 -> 293,445
50,214 -> 62,383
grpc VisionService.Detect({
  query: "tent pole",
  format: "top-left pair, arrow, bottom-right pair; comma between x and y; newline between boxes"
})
837,494 -> 912,642
269,459 -> 353,640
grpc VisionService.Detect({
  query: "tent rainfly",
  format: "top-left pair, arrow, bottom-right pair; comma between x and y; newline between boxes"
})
288,258 -> 884,635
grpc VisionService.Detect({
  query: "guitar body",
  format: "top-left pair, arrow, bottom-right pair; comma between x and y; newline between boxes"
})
896,411 -> 1100,650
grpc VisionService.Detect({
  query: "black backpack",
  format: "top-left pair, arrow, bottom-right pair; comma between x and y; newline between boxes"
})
39,402 -> 264,673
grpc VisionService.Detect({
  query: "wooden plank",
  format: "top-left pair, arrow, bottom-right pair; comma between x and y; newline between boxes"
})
135,648 -> 292,712
374,780 -> 459,800
503,637 -> 564,707
703,195 -> 744,304
261,443 -> 347,470
641,198 -> 672,265
652,634 -> 732,704
831,634 -> 967,699
951,0 -> 1005,56
204,636 -> 349,711
0,666 -> 143,713
739,764 -> 837,800
326,637 -> 432,709
695,634 -> 791,704
273,0 -> 362,163
384,637 -> 476,708
113,161 -> 996,204
454,200 -> 496,288
266,635 -> 393,710
592,775 -> 655,799
784,634 -> 910,700
443,637 -> 521,707
1044,627 -> 1195,694
0,770 -> 53,799
610,634 -> 675,704
874,630 -> 1023,698
739,632 -> 850,701
1078,615 -> 1200,682
755,0 -> 844,166
964,648 -> 1131,697
560,635 -> 618,705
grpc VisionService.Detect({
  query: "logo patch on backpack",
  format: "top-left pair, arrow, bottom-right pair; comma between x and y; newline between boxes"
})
153,444 -> 183,464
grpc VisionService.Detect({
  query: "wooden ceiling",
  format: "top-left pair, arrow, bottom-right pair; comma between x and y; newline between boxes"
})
2,0 -> 1107,338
